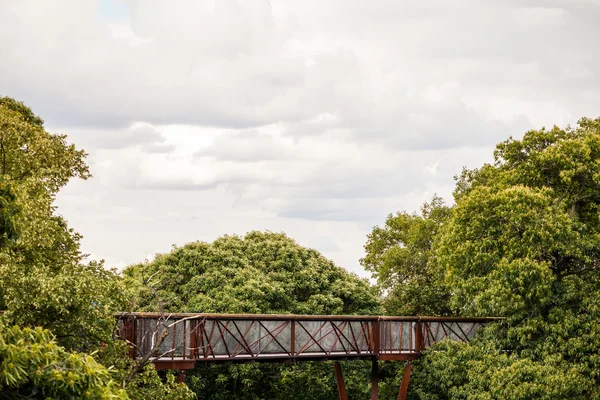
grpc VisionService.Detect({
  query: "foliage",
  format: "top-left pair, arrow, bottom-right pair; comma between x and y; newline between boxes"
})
123,231 -> 382,399
0,97 -> 122,352
0,324 -> 128,399
1,259 -> 127,352
361,196 -> 452,315
124,366 -> 195,400
372,117 -> 600,398
93,339 -> 196,400
184,361 -> 375,400
124,231 -> 381,316
0,97 -> 194,399
409,341 -> 588,400
0,96 -> 44,127
0,178 -> 19,247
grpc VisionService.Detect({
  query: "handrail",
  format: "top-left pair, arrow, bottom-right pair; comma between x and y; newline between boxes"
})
115,312 -> 501,322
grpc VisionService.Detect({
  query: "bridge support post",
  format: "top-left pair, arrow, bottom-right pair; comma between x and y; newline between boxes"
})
333,361 -> 348,400
414,322 -> 424,352
370,360 -> 379,400
177,372 -> 186,383
397,362 -> 412,400
122,318 -> 136,358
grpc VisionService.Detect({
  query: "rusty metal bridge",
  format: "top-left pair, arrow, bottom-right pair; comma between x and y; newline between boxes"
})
117,313 -> 498,399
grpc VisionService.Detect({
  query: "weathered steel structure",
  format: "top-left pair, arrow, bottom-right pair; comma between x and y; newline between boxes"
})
118,313 -> 498,399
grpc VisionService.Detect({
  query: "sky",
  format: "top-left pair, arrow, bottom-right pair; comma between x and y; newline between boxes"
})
1,0 -> 599,277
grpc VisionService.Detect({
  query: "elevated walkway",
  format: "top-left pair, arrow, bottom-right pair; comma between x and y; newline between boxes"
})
118,313 -> 497,369
117,312 -> 498,399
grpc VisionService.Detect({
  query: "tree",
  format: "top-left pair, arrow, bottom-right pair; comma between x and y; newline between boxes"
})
0,324 -> 128,399
124,231 -> 381,316
123,231 -> 382,399
0,178 -> 19,248
408,341 -> 588,400
361,196 -> 452,315
0,97 -> 195,399
0,96 -> 121,351
394,118 -> 600,398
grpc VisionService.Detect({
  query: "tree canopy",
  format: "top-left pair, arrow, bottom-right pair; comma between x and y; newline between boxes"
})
124,231 -> 381,316
0,324 -> 128,399
361,196 -> 452,315
0,178 -> 19,248
0,97 -> 195,399
123,231 -> 382,399
0,96 -> 110,351
365,117 -> 600,398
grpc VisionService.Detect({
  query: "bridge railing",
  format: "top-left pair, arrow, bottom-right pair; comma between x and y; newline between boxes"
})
116,313 -> 498,369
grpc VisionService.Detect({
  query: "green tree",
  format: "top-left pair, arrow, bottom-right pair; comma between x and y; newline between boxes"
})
408,341 -> 588,400
0,178 -> 19,247
361,196 -> 452,315
403,118 -> 600,398
0,97 -> 195,399
124,231 -> 381,316
123,231 -> 382,399
0,96 -> 121,352
97,341 -> 197,400
0,324 -> 128,399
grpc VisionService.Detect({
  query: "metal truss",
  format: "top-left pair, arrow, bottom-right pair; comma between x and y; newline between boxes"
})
117,313 -> 498,370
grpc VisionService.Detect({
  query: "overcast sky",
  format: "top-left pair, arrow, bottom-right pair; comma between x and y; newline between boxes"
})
2,0 -> 599,276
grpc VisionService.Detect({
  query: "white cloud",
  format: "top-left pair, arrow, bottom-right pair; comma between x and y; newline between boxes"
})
2,0 -> 599,275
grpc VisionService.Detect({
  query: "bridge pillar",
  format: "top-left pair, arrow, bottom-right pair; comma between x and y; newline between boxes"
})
122,318 -> 136,358
370,360 -> 379,400
397,362 -> 412,400
333,361 -> 348,400
414,322 -> 424,352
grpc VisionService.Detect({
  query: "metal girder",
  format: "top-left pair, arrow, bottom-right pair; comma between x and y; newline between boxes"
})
397,362 -> 412,400
333,361 -> 348,400
370,360 -> 379,400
